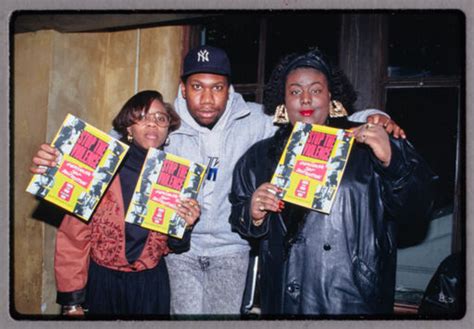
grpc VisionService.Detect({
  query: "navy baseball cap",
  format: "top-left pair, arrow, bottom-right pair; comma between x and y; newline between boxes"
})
181,45 -> 231,78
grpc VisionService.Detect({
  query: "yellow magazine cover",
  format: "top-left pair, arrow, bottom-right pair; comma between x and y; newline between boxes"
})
125,149 -> 207,239
26,113 -> 129,221
271,122 -> 354,214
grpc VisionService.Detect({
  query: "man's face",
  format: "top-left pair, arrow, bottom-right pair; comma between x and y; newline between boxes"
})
181,73 -> 230,128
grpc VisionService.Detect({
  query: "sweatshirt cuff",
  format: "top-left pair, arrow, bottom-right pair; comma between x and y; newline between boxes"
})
348,109 -> 389,123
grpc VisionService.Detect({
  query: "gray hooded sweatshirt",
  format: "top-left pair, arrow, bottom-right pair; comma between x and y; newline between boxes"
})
164,86 -> 277,257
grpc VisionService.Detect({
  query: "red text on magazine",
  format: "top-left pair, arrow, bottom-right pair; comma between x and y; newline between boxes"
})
157,159 -> 189,191
302,131 -> 336,161
58,160 -> 94,188
150,189 -> 180,208
70,131 -> 108,169
294,160 -> 327,181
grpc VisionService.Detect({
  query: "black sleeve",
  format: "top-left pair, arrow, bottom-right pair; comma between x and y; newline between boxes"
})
167,229 -> 192,253
372,137 -> 438,226
56,288 -> 86,306
229,147 -> 270,239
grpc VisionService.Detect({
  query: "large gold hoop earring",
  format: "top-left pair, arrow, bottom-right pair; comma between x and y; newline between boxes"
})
329,100 -> 348,118
273,104 -> 290,124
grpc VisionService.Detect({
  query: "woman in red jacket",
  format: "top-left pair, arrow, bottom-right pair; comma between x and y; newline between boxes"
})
30,90 -> 200,318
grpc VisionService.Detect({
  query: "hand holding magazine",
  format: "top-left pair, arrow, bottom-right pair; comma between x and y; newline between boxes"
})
271,122 -> 354,214
26,113 -> 128,221
125,148 -> 207,239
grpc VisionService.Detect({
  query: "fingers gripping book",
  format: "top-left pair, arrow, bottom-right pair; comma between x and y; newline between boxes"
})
26,114 -> 129,221
124,149 -> 207,239
271,122 -> 354,214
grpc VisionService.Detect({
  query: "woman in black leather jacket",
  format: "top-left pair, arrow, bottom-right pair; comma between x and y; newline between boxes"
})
229,48 -> 437,316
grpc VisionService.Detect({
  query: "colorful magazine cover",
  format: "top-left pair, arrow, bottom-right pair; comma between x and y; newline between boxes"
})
26,113 -> 129,220
271,122 -> 354,214
125,149 -> 207,239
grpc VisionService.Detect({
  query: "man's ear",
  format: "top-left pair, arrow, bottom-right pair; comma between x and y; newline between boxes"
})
126,127 -> 132,136
180,83 -> 186,99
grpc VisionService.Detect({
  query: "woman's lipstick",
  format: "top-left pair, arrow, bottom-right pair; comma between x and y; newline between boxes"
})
299,109 -> 315,117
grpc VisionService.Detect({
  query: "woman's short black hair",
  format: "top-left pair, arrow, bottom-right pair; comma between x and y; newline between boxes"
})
263,48 -> 357,116
112,90 -> 180,140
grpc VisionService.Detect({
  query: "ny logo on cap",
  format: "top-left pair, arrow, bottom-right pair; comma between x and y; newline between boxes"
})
197,50 -> 210,62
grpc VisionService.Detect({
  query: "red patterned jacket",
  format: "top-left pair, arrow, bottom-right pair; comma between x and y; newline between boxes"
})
54,175 -> 170,297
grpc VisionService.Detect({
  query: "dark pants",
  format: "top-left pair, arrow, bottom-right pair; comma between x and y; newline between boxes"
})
85,258 -> 170,317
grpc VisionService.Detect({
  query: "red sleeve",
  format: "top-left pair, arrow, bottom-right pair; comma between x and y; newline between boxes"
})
54,214 -> 92,294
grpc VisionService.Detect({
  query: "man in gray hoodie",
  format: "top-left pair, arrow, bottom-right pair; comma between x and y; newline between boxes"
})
163,45 -> 401,316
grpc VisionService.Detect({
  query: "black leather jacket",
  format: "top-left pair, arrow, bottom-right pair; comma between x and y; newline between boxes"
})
230,124 -> 437,316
